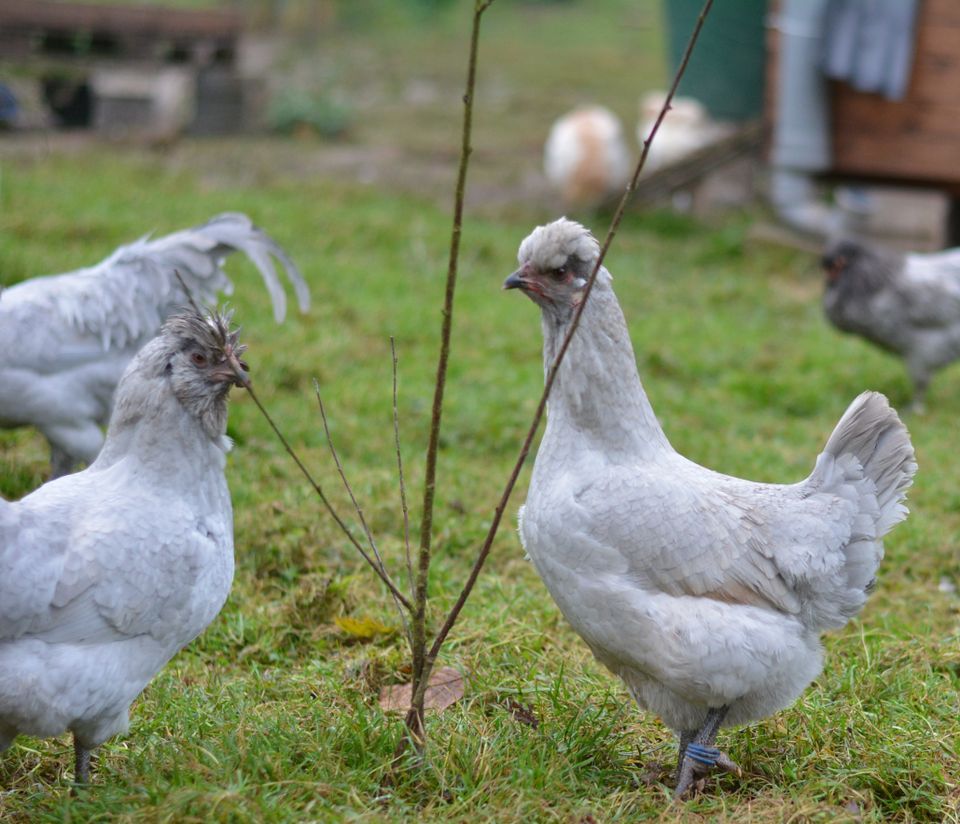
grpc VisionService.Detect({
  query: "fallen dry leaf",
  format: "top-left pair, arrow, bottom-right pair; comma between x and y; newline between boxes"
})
379,666 -> 465,713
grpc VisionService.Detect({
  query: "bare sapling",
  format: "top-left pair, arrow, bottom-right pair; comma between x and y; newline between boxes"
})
233,0 -> 715,775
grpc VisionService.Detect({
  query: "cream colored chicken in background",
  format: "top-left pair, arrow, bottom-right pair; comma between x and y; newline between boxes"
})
637,91 -> 733,174
543,105 -> 632,211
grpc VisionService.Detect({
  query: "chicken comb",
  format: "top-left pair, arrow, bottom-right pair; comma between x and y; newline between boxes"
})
163,308 -> 247,360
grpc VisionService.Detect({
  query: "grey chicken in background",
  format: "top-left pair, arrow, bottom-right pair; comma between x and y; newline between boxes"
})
822,238 -> 960,411
506,219 -> 916,797
0,309 -> 246,784
0,212 -> 308,477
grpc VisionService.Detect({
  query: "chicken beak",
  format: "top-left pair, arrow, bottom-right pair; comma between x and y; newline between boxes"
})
227,350 -> 250,387
503,269 -> 526,290
822,255 -> 846,282
211,347 -> 249,388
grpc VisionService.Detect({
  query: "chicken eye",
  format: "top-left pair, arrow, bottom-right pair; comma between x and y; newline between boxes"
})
191,352 -> 208,367
551,268 -> 566,280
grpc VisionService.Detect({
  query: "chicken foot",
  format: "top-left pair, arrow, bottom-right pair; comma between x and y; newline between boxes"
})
673,705 -> 741,799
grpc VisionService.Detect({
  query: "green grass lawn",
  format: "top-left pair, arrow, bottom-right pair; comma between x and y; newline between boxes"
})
1,145 -> 957,822
1,3 -> 959,822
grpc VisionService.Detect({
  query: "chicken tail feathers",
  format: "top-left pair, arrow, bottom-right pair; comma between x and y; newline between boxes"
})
152,212 -> 310,324
793,393 -> 916,628
800,391 -> 916,613
821,391 -> 917,537
199,213 -> 309,322
21,213 -> 310,353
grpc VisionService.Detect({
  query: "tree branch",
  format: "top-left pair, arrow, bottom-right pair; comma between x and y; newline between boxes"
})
427,0 -> 716,660
171,270 -> 413,612
407,0 -> 496,736
240,379 -> 413,612
314,380 -> 412,640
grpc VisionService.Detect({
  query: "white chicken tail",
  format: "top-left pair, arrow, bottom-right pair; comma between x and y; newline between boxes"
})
148,212 -> 310,323
822,391 -> 916,538
30,212 -> 310,352
805,391 -> 916,618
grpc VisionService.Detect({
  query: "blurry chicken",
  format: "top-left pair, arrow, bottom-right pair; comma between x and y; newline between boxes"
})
0,212 -> 308,477
0,309 -> 245,784
637,91 -> 732,174
505,219 -> 915,797
822,237 -> 960,411
544,106 -> 631,211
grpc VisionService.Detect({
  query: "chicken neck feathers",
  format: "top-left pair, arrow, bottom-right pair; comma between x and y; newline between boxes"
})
531,277 -> 914,632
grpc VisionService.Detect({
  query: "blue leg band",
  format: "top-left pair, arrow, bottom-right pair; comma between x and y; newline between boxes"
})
685,743 -> 721,766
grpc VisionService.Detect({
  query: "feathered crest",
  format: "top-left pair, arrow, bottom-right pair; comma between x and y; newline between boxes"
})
518,217 -> 600,272
163,308 -> 246,361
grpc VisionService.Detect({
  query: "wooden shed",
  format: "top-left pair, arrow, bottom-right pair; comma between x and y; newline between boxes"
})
763,0 -> 960,246
0,0 -> 248,136
828,0 -> 960,191
0,0 -> 241,66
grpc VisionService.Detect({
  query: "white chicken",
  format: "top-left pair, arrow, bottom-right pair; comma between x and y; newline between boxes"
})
544,106 -> 631,211
505,219 -> 916,797
0,212 -> 308,477
637,92 -> 733,170
0,309 -> 246,784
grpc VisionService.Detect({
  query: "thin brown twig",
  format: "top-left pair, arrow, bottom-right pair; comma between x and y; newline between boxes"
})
425,0 -> 716,662
313,381 -> 412,640
241,379 -> 413,612
390,337 -> 415,597
170,273 -> 411,607
406,0 -> 496,742
188,240 -> 412,610
313,381 -> 388,579
173,270 -> 203,316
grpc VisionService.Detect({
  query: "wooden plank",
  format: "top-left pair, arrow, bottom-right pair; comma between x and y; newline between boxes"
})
833,98 -> 960,134
0,0 -> 241,39
632,121 -> 764,205
830,0 -> 960,186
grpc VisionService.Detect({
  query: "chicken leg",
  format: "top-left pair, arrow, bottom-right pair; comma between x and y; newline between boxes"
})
674,705 -> 741,798
73,733 -> 91,787
675,729 -> 695,783
906,361 -> 930,415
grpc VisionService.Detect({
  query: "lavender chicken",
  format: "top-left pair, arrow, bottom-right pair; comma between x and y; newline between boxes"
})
1,310 -> 246,784
0,213 -> 307,477
823,238 -> 960,411
508,219 -> 916,797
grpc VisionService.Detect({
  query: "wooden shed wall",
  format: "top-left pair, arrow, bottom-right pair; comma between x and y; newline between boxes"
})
830,0 -> 960,189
